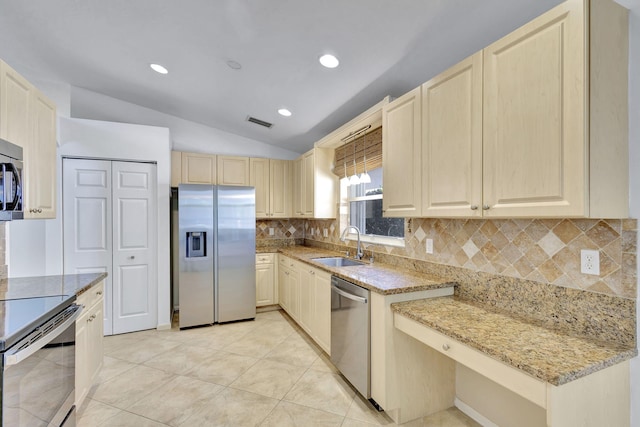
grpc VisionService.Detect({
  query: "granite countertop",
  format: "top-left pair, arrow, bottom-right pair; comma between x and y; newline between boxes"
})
0,272 -> 108,300
277,246 -> 456,295
391,297 -> 638,386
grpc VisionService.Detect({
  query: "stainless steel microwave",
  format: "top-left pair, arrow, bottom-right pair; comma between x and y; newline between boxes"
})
0,138 -> 23,220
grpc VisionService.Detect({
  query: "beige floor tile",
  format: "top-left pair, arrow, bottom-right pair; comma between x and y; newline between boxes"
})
96,356 -> 137,384
342,418 -> 380,427
185,350 -> 258,385
264,333 -> 322,368
229,358 -> 306,399
346,395 -> 395,425
255,309 -> 287,321
178,387 -> 278,426
102,333 -> 144,354
419,407 -> 481,427
97,411 -> 169,427
106,336 -> 181,364
77,399 -> 121,427
126,375 -> 223,426
283,369 -> 355,416
223,330 -> 289,357
162,323 -> 254,349
89,365 -> 174,409
260,400 -> 344,427
309,353 -> 340,374
143,344 -> 215,375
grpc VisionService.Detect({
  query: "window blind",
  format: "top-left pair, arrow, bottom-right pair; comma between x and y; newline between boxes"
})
333,126 -> 382,178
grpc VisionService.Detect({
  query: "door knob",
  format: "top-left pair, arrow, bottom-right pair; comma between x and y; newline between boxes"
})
128,256 -> 135,260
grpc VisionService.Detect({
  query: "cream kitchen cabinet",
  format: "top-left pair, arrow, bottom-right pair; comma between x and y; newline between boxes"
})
382,87 -> 422,218
250,158 -> 292,218
421,52 -> 483,217
217,155 -> 249,186
75,281 -> 105,407
170,151 -> 182,187
292,148 -> 336,219
0,59 -> 57,218
181,151 -> 217,184
278,255 -> 300,321
256,253 -> 276,307
481,0 -> 628,218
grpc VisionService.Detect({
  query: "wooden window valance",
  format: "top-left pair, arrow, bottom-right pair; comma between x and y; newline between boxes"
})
333,126 -> 382,178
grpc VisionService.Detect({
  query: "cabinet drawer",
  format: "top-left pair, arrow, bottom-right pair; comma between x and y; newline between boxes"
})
394,312 -> 546,408
76,281 -> 104,310
256,253 -> 275,264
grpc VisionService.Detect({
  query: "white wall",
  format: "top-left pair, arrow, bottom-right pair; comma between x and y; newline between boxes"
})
50,118 -> 172,329
70,86 -> 301,159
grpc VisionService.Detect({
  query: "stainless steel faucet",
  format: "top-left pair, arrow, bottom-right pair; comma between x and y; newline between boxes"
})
340,225 -> 363,260
364,243 -> 384,264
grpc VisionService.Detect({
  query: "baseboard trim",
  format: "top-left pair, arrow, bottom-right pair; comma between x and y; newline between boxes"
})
157,322 -> 172,331
455,397 -> 498,427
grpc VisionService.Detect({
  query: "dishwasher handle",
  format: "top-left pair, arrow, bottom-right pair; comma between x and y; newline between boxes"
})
332,284 -> 368,304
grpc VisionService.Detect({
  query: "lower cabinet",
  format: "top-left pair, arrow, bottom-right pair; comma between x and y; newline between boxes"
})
256,254 -> 276,306
76,281 -> 105,407
279,255 -> 331,354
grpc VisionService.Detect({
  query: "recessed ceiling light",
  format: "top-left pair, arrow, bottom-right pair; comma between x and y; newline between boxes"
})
319,54 -> 339,69
278,108 -> 292,117
227,60 -> 242,70
150,63 -> 168,74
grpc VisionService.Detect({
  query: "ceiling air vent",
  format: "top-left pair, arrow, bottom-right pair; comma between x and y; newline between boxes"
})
246,116 -> 274,129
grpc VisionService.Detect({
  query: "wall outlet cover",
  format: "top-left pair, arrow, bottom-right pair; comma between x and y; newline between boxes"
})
426,238 -> 434,254
269,227 -> 274,236
580,249 -> 600,275
323,229 -> 328,237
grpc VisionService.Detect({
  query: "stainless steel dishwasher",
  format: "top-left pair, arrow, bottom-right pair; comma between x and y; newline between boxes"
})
330,275 -> 370,399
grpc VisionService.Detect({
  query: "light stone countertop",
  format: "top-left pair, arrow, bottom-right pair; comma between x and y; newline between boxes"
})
0,273 -> 107,300
277,246 -> 456,295
391,296 -> 638,386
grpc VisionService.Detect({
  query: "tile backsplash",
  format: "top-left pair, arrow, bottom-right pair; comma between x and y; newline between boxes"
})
306,217 -> 638,299
256,219 -> 305,242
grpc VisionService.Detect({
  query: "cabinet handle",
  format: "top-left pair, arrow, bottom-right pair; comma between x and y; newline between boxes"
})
88,314 -> 96,322
309,270 -> 315,275
128,256 -> 135,260
96,291 -> 103,296
470,205 -> 478,210
285,271 -> 289,276
482,205 -> 490,210
442,343 -> 450,351
38,209 -> 42,213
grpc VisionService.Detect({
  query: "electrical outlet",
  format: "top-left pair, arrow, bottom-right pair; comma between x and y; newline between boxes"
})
323,229 -> 328,237
268,228 -> 274,236
580,249 -> 600,275
310,228 -> 314,236
426,238 -> 434,254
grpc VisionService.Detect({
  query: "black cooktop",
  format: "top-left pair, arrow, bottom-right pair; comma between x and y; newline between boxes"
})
0,294 -> 76,351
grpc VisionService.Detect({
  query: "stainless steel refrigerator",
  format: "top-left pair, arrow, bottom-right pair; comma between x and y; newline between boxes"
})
178,184 -> 256,328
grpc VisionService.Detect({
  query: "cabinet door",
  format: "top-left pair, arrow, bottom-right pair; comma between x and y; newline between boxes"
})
87,301 -> 104,389
292,157 -> 303,217
382,86 -> 422,217
270,159 -> 292,218
288,267 -> 301,322
170,151 -> 182,187
217,156 -> 250,186
422,53 -> 482,217
256,262 -> 275,306
483,0 -> 586,217
0,61 -> 31,148
75,307 -> 90,406
298,267 -> 314,334
278,264 -> 289,311
302,151 -> 315,216
181,152 -> 217,184
314,270 -> 331,354
250,158 -> 270,218
26,90 -> 57,218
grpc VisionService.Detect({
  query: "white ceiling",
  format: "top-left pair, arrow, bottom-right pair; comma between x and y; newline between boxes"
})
0,0 -> 575,153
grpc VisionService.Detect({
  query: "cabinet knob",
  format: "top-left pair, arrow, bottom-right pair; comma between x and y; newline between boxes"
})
309,270 -> 315,275
442,343 -> 450,351
128,256 -> 135,260
482,205 -> 490,210
96,291 -> 103,296
470,205 -> 478,210
38,208 -> 42,213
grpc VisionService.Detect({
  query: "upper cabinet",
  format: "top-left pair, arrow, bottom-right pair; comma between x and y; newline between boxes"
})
250,158 -> 291,218
293,148 -> 336,219
384,0 -> 628,219
170,151 -> 182,187
382,87 -> 422,218
217,155 -> 249,186
421,52 -> 483,217
0,60 -> 57,219
181,152 -> 217,184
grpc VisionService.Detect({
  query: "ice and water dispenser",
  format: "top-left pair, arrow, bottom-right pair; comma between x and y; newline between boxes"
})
186,231 -> 206,257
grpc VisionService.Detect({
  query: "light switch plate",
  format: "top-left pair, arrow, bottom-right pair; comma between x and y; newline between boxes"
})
426,238 -> 433,254
581,249 -> 600,275
269,228 -> 274,236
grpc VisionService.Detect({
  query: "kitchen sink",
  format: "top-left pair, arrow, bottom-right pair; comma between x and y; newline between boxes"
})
311,257 -> 366,267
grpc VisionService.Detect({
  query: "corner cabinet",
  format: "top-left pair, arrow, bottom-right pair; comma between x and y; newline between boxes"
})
293,148 -> 337,219
0,60 -> 57,218
76,281 -> 105,407
382,87 -> 422,218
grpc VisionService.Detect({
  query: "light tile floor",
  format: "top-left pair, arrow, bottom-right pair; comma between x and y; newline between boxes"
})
78,309 -> 480,427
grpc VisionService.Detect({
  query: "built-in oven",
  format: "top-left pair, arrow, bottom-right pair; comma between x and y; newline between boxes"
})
0,138 -> 24,220
1,297 -> 82,426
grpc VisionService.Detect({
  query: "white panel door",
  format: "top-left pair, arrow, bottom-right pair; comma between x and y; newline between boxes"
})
112,161 -> 157,334
63,158 -> 113,335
